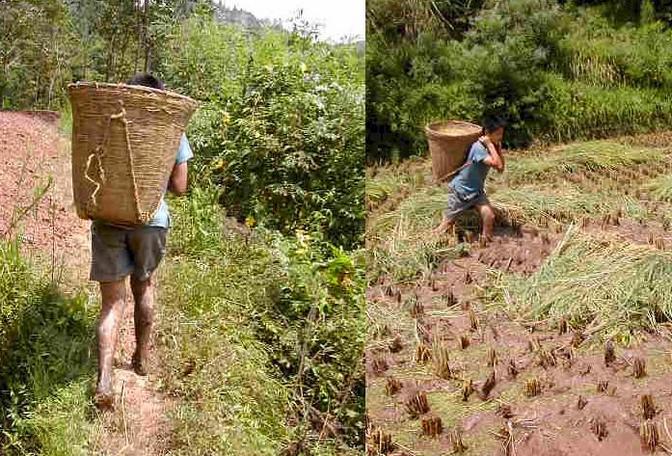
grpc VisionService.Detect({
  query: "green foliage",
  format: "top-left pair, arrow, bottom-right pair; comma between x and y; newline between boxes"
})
158,188 -> 365,454
367,0 -> 672,162
0,241 -> 95,455
158,18 -> 365,248
0,0 -> 78,109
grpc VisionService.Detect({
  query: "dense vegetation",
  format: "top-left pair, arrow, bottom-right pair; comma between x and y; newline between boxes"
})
367,0 -> 672,162
0,1 -> 364,454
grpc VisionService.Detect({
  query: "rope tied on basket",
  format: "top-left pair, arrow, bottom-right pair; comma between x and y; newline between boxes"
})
84,100 -> 144,223
83,148 -> 105,207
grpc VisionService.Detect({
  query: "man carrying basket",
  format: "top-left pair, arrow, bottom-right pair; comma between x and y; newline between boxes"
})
433,116 -> 506,240
91,73 -> 193,409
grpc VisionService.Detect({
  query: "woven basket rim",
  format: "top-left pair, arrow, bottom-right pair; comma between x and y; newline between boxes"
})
67,81 -> 198,107
425,120 -> 482,139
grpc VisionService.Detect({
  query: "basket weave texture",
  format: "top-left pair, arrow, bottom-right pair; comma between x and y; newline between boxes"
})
425,120 -> 482,182
68,82 -> 198,225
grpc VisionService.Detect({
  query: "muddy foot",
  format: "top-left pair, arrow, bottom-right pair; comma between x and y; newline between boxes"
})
132,351 -> 149,376
93,388 -> 115,410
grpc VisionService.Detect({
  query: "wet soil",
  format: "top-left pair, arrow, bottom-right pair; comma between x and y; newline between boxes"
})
367,217 -> 672,456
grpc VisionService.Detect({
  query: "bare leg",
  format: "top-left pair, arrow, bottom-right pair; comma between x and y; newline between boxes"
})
130,274 -> 155,376
476,203 -> 496,241
95,280 -> 126,409
432,217 -> 456,236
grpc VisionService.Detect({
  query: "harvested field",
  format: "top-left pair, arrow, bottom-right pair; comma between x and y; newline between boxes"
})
367,133 -> 672,455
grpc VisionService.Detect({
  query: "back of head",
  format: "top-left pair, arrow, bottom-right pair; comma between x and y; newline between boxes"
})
127,73 -> 165,90
482,116 -> 507,134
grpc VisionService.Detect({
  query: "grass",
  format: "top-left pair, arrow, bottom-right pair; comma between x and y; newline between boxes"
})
503,140 -> 668,184
642,174 -> 672,202
0,240 -> 97,455
58,103 -> 72,137
366,158 -> 429,211
157,229 -> 290,455
485,226 -> 672,344
157,187 -> 365,455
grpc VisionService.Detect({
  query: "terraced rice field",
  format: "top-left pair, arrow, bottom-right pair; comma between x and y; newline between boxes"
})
366,132 -> 672,456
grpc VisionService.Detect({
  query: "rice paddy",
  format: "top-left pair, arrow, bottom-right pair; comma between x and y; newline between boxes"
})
367,132 -> 672,455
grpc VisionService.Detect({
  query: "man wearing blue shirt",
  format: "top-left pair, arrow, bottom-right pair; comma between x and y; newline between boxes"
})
92,74 -> 193,409
433,117 -> 507,241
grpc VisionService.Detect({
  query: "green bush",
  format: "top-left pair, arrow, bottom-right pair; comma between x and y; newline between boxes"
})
159,188 -> 365,454
157,18 -> 364,248
367,0 -> 672,162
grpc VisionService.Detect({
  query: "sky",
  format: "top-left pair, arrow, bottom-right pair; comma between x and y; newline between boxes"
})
223,0 -> 365,42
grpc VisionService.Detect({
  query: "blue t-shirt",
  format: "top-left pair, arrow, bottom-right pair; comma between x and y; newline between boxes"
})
146,133 -> 193,228
449,141 -> 490,201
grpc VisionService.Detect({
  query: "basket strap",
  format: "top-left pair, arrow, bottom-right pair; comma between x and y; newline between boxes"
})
111,102 -> 144,223
84,101 -> 145,223
436,160 -> 472,183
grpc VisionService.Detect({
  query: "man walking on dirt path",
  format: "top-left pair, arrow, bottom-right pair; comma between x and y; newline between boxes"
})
433,116 -> 506,240
92,73 -> 193,410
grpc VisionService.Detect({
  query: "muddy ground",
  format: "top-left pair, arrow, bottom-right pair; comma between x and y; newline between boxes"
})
367,171 -> 672,455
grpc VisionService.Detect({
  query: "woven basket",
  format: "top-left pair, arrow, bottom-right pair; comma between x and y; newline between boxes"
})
425,120 -> 482,183
68,82 -> 198,225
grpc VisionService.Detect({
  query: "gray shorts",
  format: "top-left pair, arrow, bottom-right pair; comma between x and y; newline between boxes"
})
444,190 -> 489,221
90,222 -> 167,283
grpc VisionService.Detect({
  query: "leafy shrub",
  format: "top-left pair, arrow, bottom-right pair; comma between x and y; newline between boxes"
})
159,17 -> 364,248
159,188 -> 365,454
367,0 -> 672,162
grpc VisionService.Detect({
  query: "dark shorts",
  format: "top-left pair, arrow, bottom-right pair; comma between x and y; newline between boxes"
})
90,223 -> 167,283
444,189 -> 489,221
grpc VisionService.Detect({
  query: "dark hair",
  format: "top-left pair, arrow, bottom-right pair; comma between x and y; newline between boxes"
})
482,116 -> 507,134
127,73 -> 164,90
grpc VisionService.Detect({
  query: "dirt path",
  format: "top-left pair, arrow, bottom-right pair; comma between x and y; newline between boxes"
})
0,112 -> 173,455
93,292 -> 174,456
0,111 -> 89,280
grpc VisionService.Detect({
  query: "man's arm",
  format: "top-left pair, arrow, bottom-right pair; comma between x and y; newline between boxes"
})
495,142 -> 505,171
168,162 -> 188,196
480,137 -> 504,173
168,134 -> 193,196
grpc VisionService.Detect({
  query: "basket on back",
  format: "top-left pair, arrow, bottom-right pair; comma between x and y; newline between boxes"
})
425,120 -> 482,183
68,82 -> 198,226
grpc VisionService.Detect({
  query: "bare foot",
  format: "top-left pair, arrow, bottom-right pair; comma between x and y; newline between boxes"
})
132,350 -> 148,376
94,387 -> 115,410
